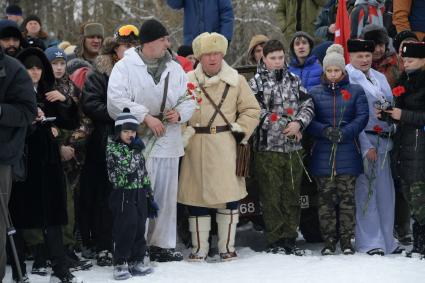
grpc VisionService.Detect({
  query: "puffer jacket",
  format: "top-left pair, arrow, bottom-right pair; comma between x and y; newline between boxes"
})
289,55 -> 323,92
307,75 -> 369,177
392,69 -> 425,184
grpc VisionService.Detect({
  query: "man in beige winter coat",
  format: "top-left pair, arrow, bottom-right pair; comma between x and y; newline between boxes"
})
178,32 -> 260,262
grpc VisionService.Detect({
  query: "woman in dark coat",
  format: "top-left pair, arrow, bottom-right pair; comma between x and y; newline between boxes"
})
385,42 -> 425,258
79,27 -> 139,265
9,47 -> 80,283
307,44 -> 369,255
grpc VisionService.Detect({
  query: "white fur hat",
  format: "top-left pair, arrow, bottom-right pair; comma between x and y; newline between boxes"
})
323,44 -> 346,71
192,32 -> 228,59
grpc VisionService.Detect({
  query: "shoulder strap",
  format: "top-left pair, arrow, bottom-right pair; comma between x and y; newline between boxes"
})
199,84 -> 231,128
158,72 -> 170,119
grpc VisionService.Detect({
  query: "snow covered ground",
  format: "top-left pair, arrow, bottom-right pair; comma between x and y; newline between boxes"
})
5,225 -> 425,283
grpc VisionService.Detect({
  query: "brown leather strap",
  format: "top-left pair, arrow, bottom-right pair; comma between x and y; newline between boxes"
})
193,125 -> 230,134
156,72 -> 170,120
199,84 -> 231,128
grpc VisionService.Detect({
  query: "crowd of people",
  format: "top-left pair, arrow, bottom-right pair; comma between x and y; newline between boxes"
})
0,0 -> 424,283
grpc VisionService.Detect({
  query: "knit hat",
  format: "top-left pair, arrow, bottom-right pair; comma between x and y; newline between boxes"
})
347,39 -> 375,53
192,32 -> 228,59
323,44 -> 346,71
83,23 -> 104,38
393,30 -> 419,51
6,4 -> 22,16
23,15 -> 42,28
114,24 -> 139,44
401,42 -> 425,58
44,46 -> 67,62
177,45 -> 194,57
361,24 -> 389,47
115,108 -> 139,133
139,19 -> 169,44
290,31 -> 315,58
0,19 -> 22,41
23,55 -> 43,69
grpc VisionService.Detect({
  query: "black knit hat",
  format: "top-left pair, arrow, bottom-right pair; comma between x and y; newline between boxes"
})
6,4 -> 23,16
393,30 -> 419,51
347,39 -> 375,53
23,15 -> 42,28
0,19 -> 23,41
139,19 -> 169,44
361,24 -> 389,47
115,108 -> 139,133
401,42 -> 425,58
177,45 -> 193,57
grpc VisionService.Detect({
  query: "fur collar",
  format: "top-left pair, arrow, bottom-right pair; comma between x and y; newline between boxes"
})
192,60 -> 239,87
93,54 -> 116,76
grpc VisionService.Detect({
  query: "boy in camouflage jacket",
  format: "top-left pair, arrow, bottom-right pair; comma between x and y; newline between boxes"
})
106,108 -> 158,280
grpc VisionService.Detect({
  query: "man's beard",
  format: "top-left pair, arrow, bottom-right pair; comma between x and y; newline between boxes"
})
4,47 -> 19,57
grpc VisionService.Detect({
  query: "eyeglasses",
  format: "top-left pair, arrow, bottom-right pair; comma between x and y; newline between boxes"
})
117,25 -> 139,37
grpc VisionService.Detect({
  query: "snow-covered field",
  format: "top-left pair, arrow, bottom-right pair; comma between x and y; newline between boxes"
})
5,226 -> 425,283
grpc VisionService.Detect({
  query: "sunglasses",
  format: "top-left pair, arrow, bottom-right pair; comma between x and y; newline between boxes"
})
117,25 -> 139,37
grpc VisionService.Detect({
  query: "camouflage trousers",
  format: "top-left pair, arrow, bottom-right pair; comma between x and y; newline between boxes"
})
400,179 -> 425,225
255,150 -> 304,244
315,175 -> 356,242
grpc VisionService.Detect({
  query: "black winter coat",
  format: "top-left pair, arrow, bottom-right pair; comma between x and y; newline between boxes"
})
80,54 -> 115,199
392,69 -> 425,184
10,82 -> 79,229
0,51 -> 37,169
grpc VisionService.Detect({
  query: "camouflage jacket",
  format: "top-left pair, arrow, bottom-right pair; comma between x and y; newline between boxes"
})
249,60 -> 314,153
106,138 -> 151,190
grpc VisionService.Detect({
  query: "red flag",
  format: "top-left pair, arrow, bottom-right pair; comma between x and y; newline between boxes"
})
334,0 -> 351,63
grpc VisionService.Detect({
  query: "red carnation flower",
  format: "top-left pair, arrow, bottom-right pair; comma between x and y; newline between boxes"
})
373,125 -> 383,134
270,113 -> 279,122
191,95 -> 195,100
341,89 -> 352,101
392,86 -> 406,97
197,97 -> 202,104
187,82 -> 196,91
286,108 -> 294,116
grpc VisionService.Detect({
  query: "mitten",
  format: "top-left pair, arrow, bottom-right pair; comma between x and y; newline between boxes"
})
323,127 -> 343,143
130,136 -> 145,151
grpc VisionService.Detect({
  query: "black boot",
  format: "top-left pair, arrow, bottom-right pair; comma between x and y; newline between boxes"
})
31,244 -> 49,276
149,246 -> 183,262
407,221 -> 425,258
278,238 -> 305,256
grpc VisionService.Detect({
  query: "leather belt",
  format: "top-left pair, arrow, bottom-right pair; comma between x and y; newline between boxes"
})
193,125 -> 230,134
365,130 -> 391,139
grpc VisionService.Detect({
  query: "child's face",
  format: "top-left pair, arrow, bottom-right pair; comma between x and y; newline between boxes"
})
51,58 -> 66,79
120,130 -> 137,144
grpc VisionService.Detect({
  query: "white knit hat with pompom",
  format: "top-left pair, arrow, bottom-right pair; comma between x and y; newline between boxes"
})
323,44 -> 346,71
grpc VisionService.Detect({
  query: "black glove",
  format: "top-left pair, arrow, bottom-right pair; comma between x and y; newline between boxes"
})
146,191 -> 159,219
130,136 -> 145,151
323,127 -> 343,143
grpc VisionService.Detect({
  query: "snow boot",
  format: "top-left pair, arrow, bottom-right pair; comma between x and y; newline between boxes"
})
340,238 -> 355,255
217,209 -> 239,261
96,250 -> 113,266
149,246 -> 183,262
321,239 -> 336,255
407,221 -> 425,258
31,244 -> 49,276
366,248 -> 385,256
188,215 -> 211,262
128,261 -> 153,276
113,262 -> 131,281
279,238 -> 305,256
49,270 -> 83,283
